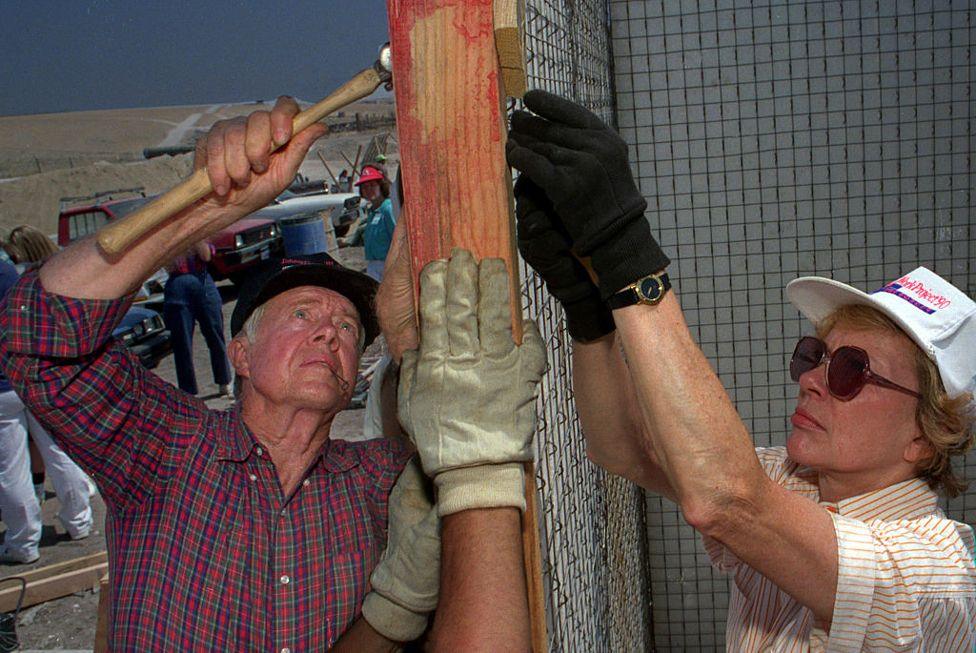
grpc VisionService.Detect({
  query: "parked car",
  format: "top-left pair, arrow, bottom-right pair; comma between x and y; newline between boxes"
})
56,188 -> 150,247
208,216 -> 282,285
57,187 -> 283,286
113,304 -> 172,370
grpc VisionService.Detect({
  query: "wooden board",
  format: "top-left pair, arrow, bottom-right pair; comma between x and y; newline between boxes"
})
0,551 -> 108,612
386,1 -> 546,650
94,574 -> 111,653
494,0 -> 527,98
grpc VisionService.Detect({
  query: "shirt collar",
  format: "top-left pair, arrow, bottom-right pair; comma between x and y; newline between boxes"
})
217,407 -> 359,473
786,456 -> 941,521
216,406 -> 259,462
322,439 -> 359,473
819,476 -> 940,521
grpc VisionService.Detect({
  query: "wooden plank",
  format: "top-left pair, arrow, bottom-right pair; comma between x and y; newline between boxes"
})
317,152 -> 341,188
0,556 -> 108,612
94,574 -> 111,653
386,1 -> 546,650
0,551 -> 106,588
494,0 -> 527,98
340,150 -> 358,175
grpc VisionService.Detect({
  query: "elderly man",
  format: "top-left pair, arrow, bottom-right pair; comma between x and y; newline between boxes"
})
503,90 -> 976,649
0,98 -> 442,651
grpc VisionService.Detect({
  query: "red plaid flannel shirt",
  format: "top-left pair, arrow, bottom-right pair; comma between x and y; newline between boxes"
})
0,272 -> 411,651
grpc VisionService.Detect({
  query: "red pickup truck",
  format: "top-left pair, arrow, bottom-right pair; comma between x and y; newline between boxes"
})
57,188 -> 282,284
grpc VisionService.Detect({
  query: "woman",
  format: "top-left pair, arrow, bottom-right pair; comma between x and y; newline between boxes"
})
162,239 -> 231,396
0,226 -> 93,564
354,164 -> 396,282
6,224 -> 58,267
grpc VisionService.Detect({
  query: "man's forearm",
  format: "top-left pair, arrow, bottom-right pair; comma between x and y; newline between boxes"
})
40,98 -> 322,300
330,617 -> 400,652
39,203 -> 227,300
428,508 -> 530,652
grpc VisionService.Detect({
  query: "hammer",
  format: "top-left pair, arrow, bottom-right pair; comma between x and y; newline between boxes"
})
96,44 -> 394,256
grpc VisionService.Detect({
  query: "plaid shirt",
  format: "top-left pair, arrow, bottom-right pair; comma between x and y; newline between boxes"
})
0,272 -> 412,651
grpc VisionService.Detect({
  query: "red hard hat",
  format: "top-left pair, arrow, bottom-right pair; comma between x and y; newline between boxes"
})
354,165 -> 386,186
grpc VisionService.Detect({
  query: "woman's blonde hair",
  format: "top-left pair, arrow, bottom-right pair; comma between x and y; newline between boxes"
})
7,225 -> 58,264
818,304 -> 975,497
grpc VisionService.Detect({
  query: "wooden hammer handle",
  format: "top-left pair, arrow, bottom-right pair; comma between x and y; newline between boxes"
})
96,66 -> 384,256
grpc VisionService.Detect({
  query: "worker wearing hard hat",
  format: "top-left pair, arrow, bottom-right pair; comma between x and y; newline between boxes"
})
355,164 -> 396,281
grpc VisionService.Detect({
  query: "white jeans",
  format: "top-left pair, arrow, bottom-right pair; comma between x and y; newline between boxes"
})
0,390 -> 93,557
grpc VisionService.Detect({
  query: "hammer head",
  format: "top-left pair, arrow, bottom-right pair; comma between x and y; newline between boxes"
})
375,42 -> 393,90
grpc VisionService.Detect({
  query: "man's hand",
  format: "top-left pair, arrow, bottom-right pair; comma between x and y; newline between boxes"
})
361,458 -> 439,643
37,98 -> 324,301
191,96 -> 326,220
398,249 -> 547,515
375,219 -> 418,362
515,176 -> 615,342
506,90 -> 669,298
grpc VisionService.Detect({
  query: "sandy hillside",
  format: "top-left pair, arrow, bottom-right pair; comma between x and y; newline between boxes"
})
0,99 -> 397,235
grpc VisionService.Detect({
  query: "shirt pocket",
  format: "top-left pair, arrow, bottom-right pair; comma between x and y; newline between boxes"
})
201,501 -> 248,597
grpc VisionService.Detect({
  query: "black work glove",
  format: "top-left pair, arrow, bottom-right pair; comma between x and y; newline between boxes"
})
506,90 -> 670,300
515,176 -> 615,342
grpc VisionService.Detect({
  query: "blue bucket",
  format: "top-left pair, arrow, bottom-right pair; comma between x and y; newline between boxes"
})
279,213 -> 327,256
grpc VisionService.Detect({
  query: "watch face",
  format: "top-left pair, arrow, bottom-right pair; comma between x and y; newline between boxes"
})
638,276 -> 662,301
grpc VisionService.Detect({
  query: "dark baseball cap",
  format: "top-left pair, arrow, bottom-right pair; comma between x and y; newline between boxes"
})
230,252 -> 380,348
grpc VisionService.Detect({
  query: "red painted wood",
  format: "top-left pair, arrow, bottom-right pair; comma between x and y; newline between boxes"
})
386,3 -> 545,650
386,0 -> 521,334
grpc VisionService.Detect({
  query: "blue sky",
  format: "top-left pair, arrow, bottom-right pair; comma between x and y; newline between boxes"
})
0,0 -> 391,116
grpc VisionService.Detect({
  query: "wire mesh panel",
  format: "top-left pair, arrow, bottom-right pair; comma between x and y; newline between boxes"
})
609,0 -> 974,649
522,1 -> 653,651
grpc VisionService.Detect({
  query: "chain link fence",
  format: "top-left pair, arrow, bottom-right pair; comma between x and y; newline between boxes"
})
521,1 -> 653,651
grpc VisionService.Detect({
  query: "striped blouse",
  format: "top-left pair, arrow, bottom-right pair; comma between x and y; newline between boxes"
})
704,447 -> 976,651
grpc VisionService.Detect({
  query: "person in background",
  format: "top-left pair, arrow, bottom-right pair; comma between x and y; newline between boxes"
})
6,225 -> 58,266
1,235 -> 46,500
506,90 -> 975,649
0,245 -> 93,564
355,164 -> 396,282
162,239 -> 232,397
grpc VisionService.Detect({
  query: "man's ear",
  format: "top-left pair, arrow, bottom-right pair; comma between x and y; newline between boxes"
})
227,336 -> 250,380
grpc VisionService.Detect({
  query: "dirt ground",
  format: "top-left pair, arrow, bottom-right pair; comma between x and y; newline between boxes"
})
1,245 -> 377,651
0,98 -> 397,235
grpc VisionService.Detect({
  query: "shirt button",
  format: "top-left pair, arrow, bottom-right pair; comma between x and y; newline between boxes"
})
255,447 -> 263,456
280,574 -> 290,585
302,479 -> 310,487
248,474 -> 257,482
281,648 -> 291,653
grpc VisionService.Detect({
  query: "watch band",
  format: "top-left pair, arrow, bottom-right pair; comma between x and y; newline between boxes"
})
607,272 -> 671,309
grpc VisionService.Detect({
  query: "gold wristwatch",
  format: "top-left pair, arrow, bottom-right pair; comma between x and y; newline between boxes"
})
607,271 -> 671,309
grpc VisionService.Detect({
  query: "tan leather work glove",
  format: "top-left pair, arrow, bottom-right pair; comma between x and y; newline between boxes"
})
398,249 -> 548,516
361,458 -> 439,642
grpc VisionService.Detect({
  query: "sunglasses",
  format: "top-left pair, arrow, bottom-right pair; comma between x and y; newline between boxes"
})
789,336 -> 921,401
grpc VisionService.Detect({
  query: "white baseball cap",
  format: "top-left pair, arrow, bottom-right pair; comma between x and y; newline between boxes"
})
786,267 -> 976,406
